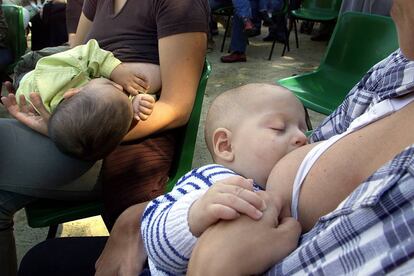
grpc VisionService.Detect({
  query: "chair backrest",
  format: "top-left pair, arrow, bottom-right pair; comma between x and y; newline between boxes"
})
1,4 -> 27,72
319,12 -> 398,82
165,59 -> 211,191
274,0 -> 290,15
301,0 -> 342,12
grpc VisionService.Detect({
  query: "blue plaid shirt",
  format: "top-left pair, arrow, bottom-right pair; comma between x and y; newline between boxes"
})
267,49 -> 414,275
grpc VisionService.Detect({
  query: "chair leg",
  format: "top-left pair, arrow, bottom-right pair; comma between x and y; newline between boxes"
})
268,39 -> 277,60
304,108 -> 313,130
221,15 -> 231,53
270,15 -> 291,59
281,18 -> 290,57
284,16 -> 294,55
46,224 -> 59,239
293,19 -> 299,48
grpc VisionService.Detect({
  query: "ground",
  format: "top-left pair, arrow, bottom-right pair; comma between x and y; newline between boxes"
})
1,24 -> 328,264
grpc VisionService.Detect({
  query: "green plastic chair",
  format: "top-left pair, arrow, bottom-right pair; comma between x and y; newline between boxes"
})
268,0 -> 290,60
212,6 -> 233,53
25,60 -> 212,238
278,12 -> 398,118
289,0 -> 343,49
1,4 -> 27,73
213,0 -> 291,59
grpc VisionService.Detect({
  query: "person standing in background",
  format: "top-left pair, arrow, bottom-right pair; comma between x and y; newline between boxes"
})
0,0 -> 13,82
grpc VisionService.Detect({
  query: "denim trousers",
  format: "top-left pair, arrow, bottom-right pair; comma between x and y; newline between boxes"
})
209,0 -> 252,18
0,47 -> 13,73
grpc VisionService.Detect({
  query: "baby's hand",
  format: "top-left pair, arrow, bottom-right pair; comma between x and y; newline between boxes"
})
188,176 -> 266,237
110,63 -> 149,96
132,94 -> 155,121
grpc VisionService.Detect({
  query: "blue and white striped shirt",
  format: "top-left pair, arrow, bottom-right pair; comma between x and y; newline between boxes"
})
266,49 -> 414,275
141,164 -> 261,275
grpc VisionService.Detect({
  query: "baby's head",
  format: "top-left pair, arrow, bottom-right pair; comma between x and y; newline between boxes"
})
204,83 -> 308,188
48,78 -> 133,161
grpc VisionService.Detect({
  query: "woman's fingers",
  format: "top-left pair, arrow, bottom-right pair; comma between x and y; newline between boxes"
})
19,95 -> 30,113
2,94 -> 19,115
29,92 -> 50,119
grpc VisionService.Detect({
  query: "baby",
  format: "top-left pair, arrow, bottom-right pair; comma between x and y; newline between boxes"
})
140,83 -> 308,274
2,39 -> 159,160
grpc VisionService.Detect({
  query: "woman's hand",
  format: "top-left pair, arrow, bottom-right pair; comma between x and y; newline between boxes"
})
188,192 -> 301,276
1,92 -> 50,136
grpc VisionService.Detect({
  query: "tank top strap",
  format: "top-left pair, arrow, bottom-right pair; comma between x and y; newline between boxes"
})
290,93 -> 414,220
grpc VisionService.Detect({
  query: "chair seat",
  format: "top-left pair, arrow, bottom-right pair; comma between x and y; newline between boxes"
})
279,12 -> 398,116
278,69 -> 359,115
292,8 -> 339,21
26,200 -> 103,228
212,6 -> 233,16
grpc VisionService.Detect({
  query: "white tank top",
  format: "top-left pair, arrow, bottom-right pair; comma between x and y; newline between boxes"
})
291,95 -> 414,219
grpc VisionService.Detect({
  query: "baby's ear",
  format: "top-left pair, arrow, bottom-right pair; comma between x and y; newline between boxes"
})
63,88 -> 81,99
212,128 -> 234,162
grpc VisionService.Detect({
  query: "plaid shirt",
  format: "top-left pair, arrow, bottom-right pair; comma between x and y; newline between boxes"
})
267,49 -> 414,275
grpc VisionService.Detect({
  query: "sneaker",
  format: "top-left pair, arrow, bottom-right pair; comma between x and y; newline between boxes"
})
243,18 -> 258,37
220,52 -> 247,63
310,32 -> 331,41
247,28 -> 261,37
260,11 -> 273,27
263,34 -> 286,44
300,21 -> 314,34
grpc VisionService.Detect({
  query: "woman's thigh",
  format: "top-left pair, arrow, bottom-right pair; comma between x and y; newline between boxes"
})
209,0 -> 233,10
0,119 -> 101,199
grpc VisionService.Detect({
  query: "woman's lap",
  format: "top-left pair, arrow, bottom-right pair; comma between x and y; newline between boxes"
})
18,237 -> 108,276
0,119 -> 101,199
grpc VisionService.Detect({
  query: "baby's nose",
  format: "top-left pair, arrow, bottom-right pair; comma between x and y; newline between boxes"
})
294,131 -> 307,146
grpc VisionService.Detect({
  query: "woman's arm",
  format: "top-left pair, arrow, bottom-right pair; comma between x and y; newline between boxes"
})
69,12 -> 93,47
95,202 -> 148,276
123,32 -> 207,141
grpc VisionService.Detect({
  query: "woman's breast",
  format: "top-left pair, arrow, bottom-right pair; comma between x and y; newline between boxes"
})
265,142 -> 322,216
285,100 -> 414,231
122,62 -> 162,94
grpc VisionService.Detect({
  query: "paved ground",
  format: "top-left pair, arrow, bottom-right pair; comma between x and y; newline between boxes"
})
1,24 -> 328,264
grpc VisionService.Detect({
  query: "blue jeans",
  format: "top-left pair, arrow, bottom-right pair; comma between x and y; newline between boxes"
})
232,0 -> 252,18
230,0 -> 259,52
0,191 -> 34,276
258,0 -> 283,12
209,0 -> 260,53
209,0 -> 252,18
0,47 -> 13,73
